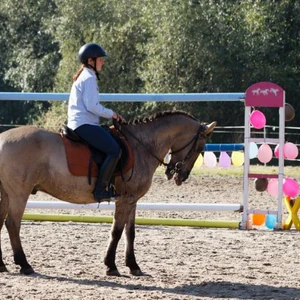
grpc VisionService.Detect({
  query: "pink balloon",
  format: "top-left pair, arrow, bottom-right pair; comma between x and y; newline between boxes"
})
219,152 -> 231,168
283,177 -> 299,197
258,143 -> 272,163
250,110 -> 266,129
267,179 -> 278,197
274,144 -> 280,159
284,142 -> 299,160
274,144 -> 287,159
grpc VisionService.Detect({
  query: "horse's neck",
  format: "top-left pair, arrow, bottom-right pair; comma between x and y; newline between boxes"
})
126,117 -> 191,161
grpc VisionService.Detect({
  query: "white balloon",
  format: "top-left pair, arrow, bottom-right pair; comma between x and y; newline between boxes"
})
249,142 -> 258,159
204,152 -> 217,168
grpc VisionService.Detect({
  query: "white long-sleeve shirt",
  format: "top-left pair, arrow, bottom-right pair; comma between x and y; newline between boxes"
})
67,68 -> 114,130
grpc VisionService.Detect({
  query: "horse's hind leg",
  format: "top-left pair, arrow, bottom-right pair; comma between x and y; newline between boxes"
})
5,196 -> 34,275
0,183 -> 9,272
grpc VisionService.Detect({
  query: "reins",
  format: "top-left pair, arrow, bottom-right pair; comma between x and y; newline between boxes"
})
113,120 -> 207,176
114,121 -> 167,167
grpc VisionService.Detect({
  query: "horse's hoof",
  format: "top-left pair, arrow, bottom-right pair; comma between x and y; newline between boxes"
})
106,268 -> 121,276
130,269 -> 143,276
20,266 -> 35,275
0,265 -> 8,272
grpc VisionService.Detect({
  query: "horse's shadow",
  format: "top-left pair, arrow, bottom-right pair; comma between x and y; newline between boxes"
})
12,272 -> 300,299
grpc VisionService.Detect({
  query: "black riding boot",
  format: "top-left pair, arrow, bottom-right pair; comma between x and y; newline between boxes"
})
93,154 -> 121,202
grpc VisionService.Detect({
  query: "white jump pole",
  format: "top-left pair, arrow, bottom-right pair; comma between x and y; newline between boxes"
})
26,201 -> 243,212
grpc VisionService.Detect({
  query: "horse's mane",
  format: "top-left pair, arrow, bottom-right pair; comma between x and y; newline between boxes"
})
124,110 -> 198,125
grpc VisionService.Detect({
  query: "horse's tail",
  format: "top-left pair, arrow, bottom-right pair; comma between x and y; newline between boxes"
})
0,181 -> 9,231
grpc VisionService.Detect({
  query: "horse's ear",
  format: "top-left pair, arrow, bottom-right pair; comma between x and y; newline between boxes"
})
203,121 -> 217,136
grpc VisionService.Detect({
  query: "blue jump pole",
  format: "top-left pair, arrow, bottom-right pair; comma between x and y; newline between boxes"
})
204,144 -> 244,152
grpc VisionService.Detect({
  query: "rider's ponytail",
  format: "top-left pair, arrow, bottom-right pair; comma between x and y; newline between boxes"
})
73,65 -> 85,82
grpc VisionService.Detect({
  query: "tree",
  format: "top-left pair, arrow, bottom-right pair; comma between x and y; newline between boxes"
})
1,0 -> 60,92
52,0 -> 150,120
2,0 -> 300,133
0,0 -> 61,127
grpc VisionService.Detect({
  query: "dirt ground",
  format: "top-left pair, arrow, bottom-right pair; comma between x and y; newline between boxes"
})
1,171 -> 300,300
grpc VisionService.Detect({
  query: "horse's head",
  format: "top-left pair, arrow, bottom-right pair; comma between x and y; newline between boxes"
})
165,121 -> 216,185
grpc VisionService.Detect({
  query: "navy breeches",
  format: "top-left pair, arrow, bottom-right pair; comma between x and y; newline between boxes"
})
75,124 -> 120,158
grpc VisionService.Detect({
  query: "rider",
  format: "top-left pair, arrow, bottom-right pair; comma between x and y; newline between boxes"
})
67,42 -> 124,201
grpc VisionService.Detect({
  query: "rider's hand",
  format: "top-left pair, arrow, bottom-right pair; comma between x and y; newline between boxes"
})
113,112 -> 125,123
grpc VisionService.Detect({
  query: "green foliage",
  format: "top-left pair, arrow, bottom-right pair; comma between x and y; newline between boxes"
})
35,101 -> 68,131
0,0 -> 60,92
1,0 -> 300,134
0,0 -> 60,126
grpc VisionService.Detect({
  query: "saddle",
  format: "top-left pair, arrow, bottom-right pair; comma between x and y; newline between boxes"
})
60,125 -> 134,183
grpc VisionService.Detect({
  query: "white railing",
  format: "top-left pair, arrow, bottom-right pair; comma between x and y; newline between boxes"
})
0,92 -> 245,102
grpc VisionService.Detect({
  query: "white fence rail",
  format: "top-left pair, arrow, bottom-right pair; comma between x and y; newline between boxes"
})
0,92 -> 245,102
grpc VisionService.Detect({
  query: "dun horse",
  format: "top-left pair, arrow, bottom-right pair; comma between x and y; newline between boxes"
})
0,111 -> 216,276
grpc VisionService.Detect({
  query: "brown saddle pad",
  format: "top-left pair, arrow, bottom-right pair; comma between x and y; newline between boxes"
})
61,127 -> 134,178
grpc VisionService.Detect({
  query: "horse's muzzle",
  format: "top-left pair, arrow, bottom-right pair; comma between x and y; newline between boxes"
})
165,165 -> 190,185
174,171 -> 189,186
165,166 -> 175,180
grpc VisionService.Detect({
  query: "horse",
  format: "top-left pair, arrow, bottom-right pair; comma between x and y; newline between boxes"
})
0,110 -> 216,276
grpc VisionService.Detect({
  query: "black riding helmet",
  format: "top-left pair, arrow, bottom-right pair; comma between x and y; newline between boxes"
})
78,43 -> 107,80
78,43 -> 107,64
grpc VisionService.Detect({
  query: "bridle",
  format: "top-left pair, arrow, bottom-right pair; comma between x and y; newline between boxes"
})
165,124 -> 207,175
114,121 -> 207,176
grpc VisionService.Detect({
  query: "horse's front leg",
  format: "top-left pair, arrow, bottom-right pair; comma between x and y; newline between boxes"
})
124,213 -> 142,276
104,199 -> 141,276
104,215 -> 125,276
